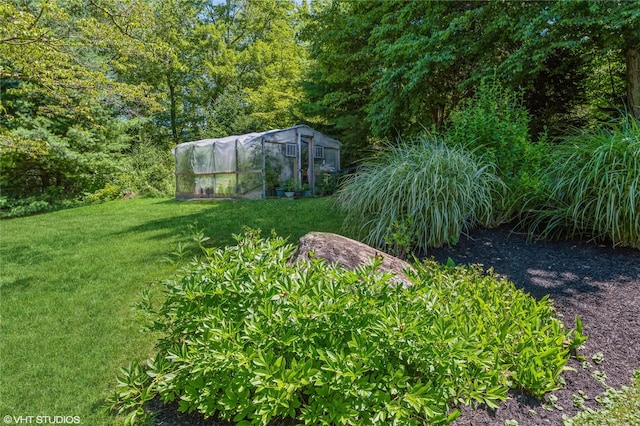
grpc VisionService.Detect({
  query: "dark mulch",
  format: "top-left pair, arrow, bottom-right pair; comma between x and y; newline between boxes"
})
149,226 -> 640,425
428,225 -> 640,425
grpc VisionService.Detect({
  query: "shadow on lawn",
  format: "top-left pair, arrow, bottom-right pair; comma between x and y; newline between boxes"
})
113,198 -> 345,249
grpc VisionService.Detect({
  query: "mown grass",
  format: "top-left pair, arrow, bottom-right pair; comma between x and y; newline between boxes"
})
0,197 -> 344,425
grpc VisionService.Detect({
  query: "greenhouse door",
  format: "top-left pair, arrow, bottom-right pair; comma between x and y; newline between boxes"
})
299,135 -> 314,191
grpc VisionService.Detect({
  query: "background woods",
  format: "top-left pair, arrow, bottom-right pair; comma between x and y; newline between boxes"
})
1,0 -> 638,209
1,0 -> 307,207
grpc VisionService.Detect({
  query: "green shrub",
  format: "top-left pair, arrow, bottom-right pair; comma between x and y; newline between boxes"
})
0,116 -> 126,201
116,142 -> 175,197
522,117 -> 640,248
317,171 -> 340,196
0,196 -> 52,218
0,190 -> 80,219
85,183 -> 123,203
109,229 -> 584,425
445,76 -> 542,217
335,135 -> 503,253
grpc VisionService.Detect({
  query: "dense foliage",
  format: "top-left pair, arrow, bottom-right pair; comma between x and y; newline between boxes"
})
336,135 -> 503,254
109,229 -> 585,425
303,0 -> 639,149
1,0 -> 308,213
444,78 -> 546,219
4,2 -> 639,424
522,117 -> 640,248
2,0 -> 638,215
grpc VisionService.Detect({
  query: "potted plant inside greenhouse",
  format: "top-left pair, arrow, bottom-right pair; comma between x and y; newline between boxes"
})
265,163 -> 282,197
303,183 -> 312,197
284,180 -> 296,198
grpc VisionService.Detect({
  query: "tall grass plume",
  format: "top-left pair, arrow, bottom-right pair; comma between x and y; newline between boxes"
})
522,117 -> 640,248
336,135 -> 504,253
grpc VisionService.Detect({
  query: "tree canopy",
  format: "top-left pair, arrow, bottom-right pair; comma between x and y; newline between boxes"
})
1,0 -> 308,202
304,0 -> 639,145
1,0 -> 638,206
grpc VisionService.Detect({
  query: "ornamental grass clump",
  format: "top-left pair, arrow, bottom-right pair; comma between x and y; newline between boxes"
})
335,135 -> 503,254
523,117 -> 640,248
109,229 -> 585,425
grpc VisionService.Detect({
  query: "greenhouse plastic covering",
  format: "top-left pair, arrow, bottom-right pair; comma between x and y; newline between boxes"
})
172,125 -> 341,199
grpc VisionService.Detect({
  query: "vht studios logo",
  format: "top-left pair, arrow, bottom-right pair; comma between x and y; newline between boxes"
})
3,416 -> 81,424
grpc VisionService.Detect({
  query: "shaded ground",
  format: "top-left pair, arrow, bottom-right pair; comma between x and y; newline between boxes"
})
150,226 -> 640,425
428,225 -> 640,425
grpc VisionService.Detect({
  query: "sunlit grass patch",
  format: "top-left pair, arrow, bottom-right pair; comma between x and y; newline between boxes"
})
0,197 -> 344,424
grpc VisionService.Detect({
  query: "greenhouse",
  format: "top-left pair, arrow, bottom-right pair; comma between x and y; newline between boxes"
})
172,125 -> 342,199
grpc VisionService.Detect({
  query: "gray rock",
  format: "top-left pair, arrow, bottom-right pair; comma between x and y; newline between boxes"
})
291,232 -> 415,287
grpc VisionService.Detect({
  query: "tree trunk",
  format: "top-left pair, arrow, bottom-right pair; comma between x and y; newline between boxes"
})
626,47 -> 640,119
430,104 -> 445,130
168,75 -> 178,143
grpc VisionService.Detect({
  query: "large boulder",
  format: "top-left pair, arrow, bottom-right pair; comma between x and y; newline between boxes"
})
291,232 -> 415,287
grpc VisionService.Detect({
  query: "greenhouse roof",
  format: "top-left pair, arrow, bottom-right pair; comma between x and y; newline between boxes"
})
172,125 -> 342,153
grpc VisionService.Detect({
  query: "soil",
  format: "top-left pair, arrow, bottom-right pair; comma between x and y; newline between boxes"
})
428,225 -> 640,425
149,225 -> 640,425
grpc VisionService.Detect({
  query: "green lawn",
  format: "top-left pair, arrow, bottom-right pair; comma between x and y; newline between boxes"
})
4,197 -> 638,425
0,197 -> 345,425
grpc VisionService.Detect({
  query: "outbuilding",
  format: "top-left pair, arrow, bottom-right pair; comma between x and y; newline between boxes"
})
172,125 -> 341,199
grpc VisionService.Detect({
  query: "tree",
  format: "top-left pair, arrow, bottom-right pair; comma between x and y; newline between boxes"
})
91,0 -> 308,142
303,1 -> 534,141
199,0 -> 308,135
498,1 -> 640,120
303,0 -> 640,152
301,0 -> 381,164
0,1 -> 154,121
1,0 -> 311,205
83,0 -> 205,145
1,1 -> 155,200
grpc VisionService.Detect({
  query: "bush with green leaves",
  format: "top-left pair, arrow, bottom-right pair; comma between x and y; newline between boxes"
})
0,191 -> 80,219
0,114 -> 129,200
109,229 -> 584,425
522,117 -> 640,248
116,140 -> 175,197
0,196 -> 52,218
445,76 -> 544,217
0,113 -> 173,216
335,135 -> 503,254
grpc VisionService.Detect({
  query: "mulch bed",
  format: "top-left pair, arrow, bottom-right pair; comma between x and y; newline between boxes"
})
150,226 -> 640,425
428,225 -> 640,425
